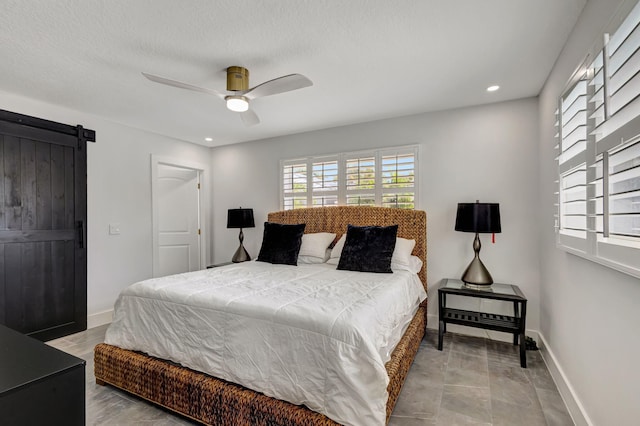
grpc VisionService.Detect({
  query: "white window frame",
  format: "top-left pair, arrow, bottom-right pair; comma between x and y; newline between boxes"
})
555,0 -> 640,279
280,145 -> 419,210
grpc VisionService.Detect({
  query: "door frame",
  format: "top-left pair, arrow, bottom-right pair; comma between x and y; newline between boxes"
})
151,155 -> 209,278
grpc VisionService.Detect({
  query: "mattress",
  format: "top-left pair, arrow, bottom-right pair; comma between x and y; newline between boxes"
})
104,261 -> 426,426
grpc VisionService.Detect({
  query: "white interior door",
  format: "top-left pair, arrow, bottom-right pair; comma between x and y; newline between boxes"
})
156,163 -> 201,277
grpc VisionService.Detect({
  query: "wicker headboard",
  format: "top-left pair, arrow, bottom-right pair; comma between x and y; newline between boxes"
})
267,206 -> 427,291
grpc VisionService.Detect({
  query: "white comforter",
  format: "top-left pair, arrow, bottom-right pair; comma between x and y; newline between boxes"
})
104,261 -> 426,426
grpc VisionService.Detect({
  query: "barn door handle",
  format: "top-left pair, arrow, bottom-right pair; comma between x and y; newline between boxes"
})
77,220 -> 85,249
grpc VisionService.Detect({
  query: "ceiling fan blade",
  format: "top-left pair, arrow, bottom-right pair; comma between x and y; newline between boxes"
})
240,109 -> 260,126
142,72 -> 224,99
245,74 -> 312,100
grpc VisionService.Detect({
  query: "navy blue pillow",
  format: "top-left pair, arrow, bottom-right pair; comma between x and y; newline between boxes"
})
337,224 -> 398,273
257,222 -> 306,265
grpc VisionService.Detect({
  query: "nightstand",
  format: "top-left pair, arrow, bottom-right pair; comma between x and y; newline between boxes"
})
438,278 -> 528,367
206,262 -> 234,269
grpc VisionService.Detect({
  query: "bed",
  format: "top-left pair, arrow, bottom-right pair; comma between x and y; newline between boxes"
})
94,206 -> 427,426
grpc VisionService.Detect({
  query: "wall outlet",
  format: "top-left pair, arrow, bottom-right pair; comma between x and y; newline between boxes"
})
109,223 -> 121,235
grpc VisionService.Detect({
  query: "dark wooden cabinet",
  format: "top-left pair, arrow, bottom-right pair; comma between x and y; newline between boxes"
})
0,110 -> 95,341
0,324 -> 85,425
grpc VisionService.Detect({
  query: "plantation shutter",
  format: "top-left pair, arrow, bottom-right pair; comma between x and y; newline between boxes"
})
380,149 -> 417,209
555,0 -> 640,277
608,140 -> 640,238
345,154 -> 376,206
311,158 -> 338,207
595,0 -> 640,243
282,160 -> 308,210
557,79 -> 589,241
281,145 -> 419,210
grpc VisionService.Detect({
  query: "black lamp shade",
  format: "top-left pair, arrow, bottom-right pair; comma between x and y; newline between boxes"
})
455,203 -> 501,234
227,208 -> 255,229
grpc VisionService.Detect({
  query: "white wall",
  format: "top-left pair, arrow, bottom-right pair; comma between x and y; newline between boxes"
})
211,98 -> 541,333
1,91 -> 212,324
538,0 -> 640,424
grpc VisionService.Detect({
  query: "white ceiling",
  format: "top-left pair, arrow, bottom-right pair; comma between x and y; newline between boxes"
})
0,0 -> 586,147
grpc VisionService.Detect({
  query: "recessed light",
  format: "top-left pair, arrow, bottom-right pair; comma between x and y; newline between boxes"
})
487,85 -> 500,92
204,137 -> 213,142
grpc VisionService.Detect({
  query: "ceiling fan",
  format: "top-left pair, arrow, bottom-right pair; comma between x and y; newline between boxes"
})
142,66 -> 313,126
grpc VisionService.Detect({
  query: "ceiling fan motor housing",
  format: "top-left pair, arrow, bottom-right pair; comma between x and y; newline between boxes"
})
227,66 -> 249,92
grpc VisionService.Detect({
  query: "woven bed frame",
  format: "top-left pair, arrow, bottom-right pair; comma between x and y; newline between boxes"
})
95,206 -> 427,425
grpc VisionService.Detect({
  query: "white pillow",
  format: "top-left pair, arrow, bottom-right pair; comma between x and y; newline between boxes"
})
298,249 -> 332,264
298,232 -> 336,262
391,237 -> 416,268
391,255 -> 423,273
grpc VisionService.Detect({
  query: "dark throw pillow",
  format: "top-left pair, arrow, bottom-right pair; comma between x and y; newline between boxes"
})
337,224 -> 398,273
257,222 -> 306,265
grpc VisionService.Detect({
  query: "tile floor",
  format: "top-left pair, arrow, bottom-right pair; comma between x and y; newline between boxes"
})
47,325 -> 574,425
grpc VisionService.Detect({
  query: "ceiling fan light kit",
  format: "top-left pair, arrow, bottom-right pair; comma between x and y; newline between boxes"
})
142,65 -> 312,126
225,95 -> 249,112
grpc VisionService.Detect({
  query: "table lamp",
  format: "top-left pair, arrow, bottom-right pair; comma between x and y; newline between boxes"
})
227,208 -> 255,262
455,201 -> 501,287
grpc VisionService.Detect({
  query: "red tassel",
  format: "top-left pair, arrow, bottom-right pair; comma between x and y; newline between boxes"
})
492,233 -> 495,244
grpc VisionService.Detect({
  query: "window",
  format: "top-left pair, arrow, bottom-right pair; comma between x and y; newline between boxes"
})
559,165 -> 588,238
312,159 -> 338,207
555,0 -> 640,277
559,80 -> 588,165
557,77 -> 589,244
282,162 -> 308,210
281,146 -> 418,210
607,141 -> 640,239
346,155 -> 375,206
381,153 -> 416,209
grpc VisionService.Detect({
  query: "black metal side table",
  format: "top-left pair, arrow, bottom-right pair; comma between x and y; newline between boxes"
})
438,278 -> 528,368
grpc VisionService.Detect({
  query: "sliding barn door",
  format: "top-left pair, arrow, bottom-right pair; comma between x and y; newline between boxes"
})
0,110 -> 94,341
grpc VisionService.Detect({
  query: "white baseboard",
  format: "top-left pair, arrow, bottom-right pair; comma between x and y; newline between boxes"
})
426,313 -> 437,329
426,313 -> 590,424
87,309 -> 113,329
537,332 -> 593,426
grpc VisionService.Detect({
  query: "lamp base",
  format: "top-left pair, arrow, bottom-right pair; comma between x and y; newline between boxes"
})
463,282 -> 494,291
461,256 -> 493,286
232,227 -> 251,263
232,244 -> 251,263
461,233 -> 494,286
